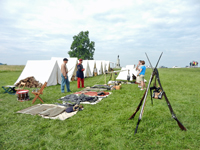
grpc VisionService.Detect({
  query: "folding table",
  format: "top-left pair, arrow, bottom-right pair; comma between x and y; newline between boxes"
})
2,85 -> 16,95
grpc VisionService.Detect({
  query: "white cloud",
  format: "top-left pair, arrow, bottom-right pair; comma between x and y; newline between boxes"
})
0,0 -> 200,67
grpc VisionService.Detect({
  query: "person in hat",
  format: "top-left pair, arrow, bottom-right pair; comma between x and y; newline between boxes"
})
61,58 -> 71,93
76,59 -> 85,88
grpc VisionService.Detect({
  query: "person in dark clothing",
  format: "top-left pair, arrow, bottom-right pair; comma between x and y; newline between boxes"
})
76,59 -> 85,88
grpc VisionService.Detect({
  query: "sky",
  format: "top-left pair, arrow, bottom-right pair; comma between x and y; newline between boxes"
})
0,0 -> 200,67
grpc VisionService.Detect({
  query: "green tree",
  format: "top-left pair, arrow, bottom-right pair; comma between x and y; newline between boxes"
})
68,31 -> 95,60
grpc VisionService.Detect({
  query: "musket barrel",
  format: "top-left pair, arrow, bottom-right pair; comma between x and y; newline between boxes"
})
138,72 -> 154,119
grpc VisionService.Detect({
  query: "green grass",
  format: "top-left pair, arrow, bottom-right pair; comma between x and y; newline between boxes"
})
0,66 -> 200,149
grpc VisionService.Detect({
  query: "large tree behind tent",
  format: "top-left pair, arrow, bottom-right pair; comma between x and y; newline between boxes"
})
68,31 -> 95,60
14,60 -> 61,86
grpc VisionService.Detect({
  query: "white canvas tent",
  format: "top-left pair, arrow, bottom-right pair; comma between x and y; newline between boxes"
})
116,66 -> 146,82
95,60 -> 103,75
82,60 -> 92,77
67,58 -> 78,81
51,57 -> 78,82
88,60 -> 96,76
105,61 -> 110,71
15,60 -> 61,86
116,67 -> 137,81
101,60 -> 106,73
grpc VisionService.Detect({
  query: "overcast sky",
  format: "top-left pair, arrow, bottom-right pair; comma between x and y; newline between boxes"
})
0,0 -> 199,67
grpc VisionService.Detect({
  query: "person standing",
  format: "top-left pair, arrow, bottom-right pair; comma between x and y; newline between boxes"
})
136,60 -> 142,88
137,60 -> 146,90
76,59 -> 85,88
61,58 -> 71,93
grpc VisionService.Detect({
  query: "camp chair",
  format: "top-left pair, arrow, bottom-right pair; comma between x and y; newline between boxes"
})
2,85 -> 16,95
31,82 -> 47,104
15,82 -> 26,91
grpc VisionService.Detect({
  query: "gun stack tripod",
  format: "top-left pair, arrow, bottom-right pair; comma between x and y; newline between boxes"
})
129,52 -> 187,134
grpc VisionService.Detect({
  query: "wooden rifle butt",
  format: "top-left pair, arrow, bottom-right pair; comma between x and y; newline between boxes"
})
175,118 -> 187,131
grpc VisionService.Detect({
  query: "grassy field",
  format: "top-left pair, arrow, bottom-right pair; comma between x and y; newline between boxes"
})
0,65 -> 25,73
0,66 -> 200,149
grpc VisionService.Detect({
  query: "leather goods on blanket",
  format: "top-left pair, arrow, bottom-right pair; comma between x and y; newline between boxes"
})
66,105 -> 83,113
150,86 -> 163,100
97,91 -> 105,96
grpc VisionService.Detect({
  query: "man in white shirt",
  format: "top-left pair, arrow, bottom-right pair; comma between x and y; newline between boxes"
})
61,58 -> 71,93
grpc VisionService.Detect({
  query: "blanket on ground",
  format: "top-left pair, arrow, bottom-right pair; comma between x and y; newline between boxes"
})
74,91 -> 111,97
16,104 -> 78,120
59,92 -> 111,105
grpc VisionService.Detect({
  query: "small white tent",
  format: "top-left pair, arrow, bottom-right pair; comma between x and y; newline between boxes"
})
82,60 -> 92,77
116,67 -> 137,81
51,57 -> 78,82
95,60 -> 103,75
88,60 -> 96,76
15,60 -> 61,86
116,66 -> 147,82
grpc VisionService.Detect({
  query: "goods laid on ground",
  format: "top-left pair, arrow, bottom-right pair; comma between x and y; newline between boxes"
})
59,91 -> 112,105
16,104 -> 83,120
112,84 -> 121,90
74,91 -> 111,97
15,76 -> 43,88
92,84 -> 112,90
59,93 -> 99,104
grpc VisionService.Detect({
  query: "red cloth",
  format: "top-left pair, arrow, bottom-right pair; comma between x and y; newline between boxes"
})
77,77 -> 84,88
74,91 -> 110,97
